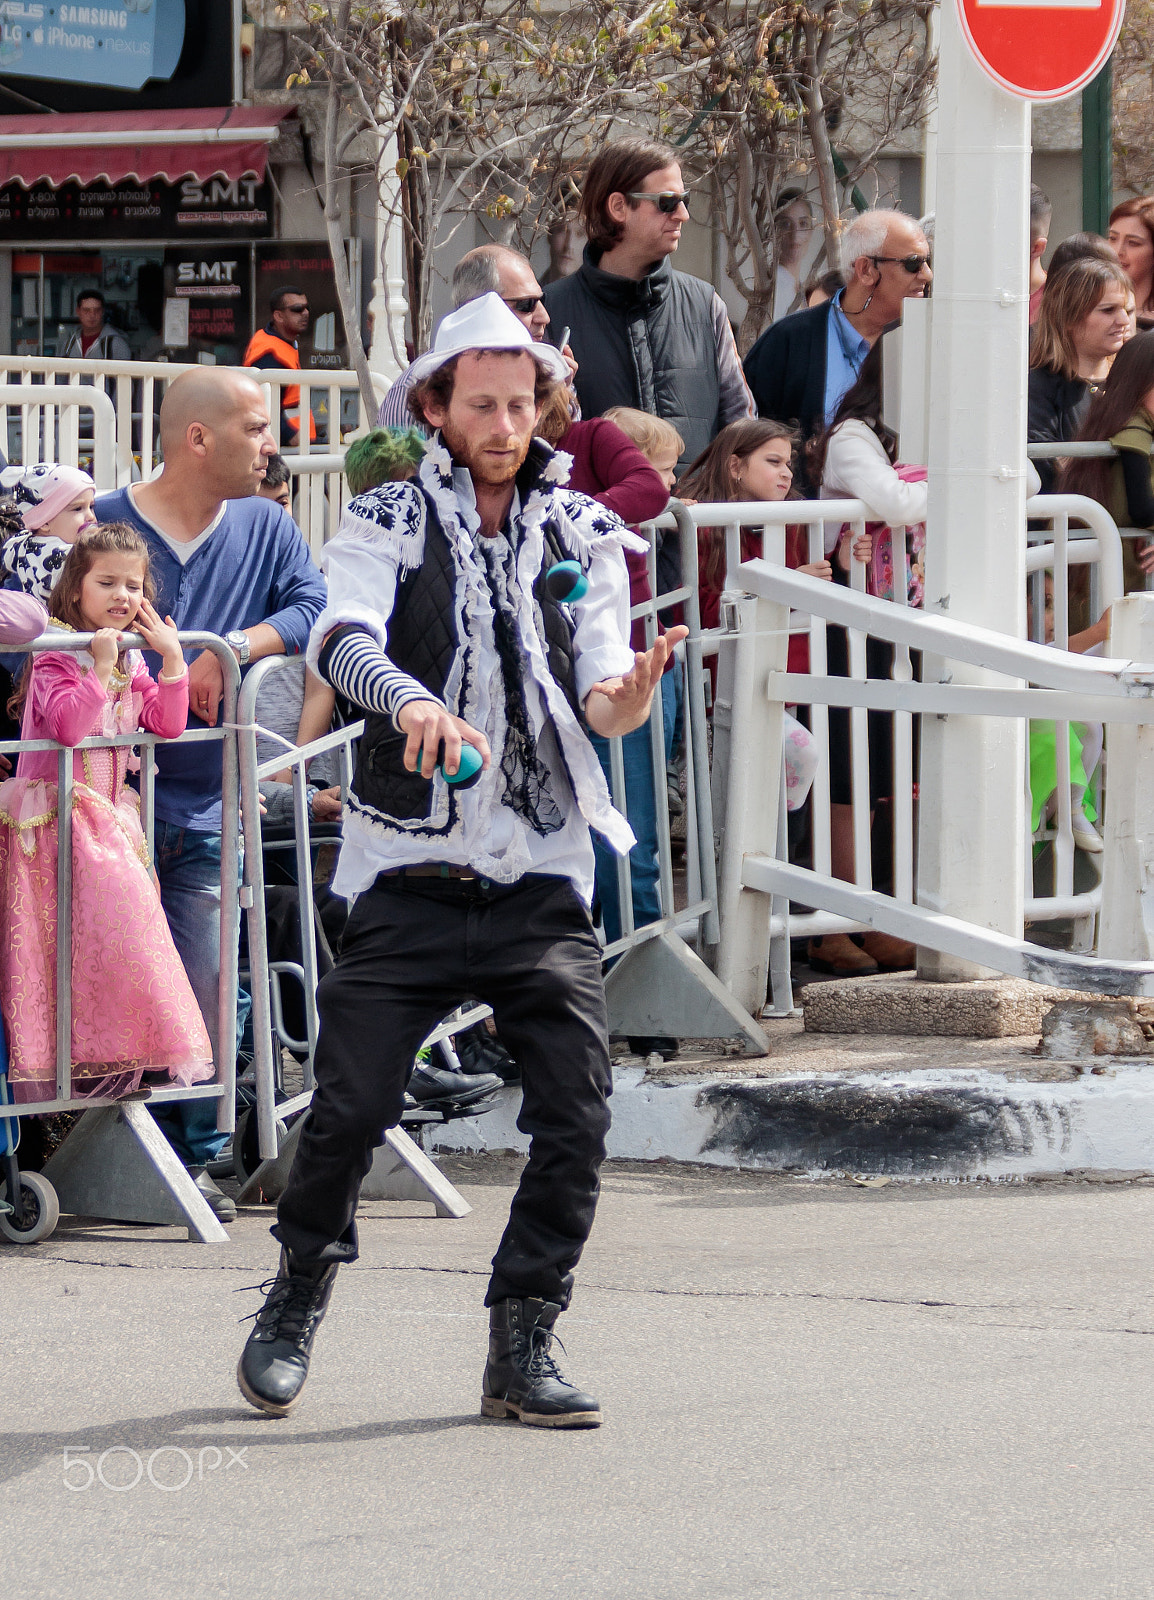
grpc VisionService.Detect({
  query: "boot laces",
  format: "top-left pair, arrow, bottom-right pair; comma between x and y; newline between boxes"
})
239,1274 -> 323,1340
525,1324 -> 567,1383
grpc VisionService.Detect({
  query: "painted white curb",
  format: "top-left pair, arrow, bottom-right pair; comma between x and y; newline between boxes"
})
424,1064 -> 1154,1179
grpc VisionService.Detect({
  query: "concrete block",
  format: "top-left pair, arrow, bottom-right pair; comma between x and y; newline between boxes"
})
1038,999 -> 1152,1060
799,975 -> 1098,1039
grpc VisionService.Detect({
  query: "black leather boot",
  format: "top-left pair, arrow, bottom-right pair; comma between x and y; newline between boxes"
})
481,1297 -> 601,1429
237,1249 -> 338,1417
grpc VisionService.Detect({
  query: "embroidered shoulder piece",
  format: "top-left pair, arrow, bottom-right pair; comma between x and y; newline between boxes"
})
551,489 -> 649,559
335,481 -> 428,576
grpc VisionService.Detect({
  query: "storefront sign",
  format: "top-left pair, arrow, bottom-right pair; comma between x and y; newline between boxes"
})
163,243 -> 251,363
0,175 -> 272,239
0,0 -> 233,111
0,0 -> 185,90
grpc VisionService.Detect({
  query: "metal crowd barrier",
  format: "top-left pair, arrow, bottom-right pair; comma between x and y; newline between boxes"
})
0,354 -> 385,493
711,530 -> 1154,1020
233,658 -> 474,1217
0,628 -> 241,1243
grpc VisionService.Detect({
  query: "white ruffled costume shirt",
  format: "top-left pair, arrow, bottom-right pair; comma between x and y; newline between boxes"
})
308,434 -> 646,905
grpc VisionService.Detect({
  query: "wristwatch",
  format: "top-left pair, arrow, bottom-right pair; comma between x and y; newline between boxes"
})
226,630 -> 251,666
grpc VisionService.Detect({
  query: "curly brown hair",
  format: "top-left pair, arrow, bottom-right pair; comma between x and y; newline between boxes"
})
408,350 -> 559,429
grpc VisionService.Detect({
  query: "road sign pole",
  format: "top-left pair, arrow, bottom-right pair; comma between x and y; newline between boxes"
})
916,0 -> 1030,980
1081,60 -> 1114,235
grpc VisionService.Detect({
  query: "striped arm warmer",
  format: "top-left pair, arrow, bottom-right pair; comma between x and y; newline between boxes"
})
317,623 -> 441,729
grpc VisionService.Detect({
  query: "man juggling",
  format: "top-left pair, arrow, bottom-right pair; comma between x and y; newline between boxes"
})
237,294 -> 686,1430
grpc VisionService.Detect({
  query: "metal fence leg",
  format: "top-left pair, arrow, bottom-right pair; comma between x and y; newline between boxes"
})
42,1101 -> 229,1243
604,932 -> 768,1056
235,1113 -> 471,1219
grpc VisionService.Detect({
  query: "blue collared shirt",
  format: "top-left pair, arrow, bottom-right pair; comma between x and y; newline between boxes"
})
823,290 -> 871,426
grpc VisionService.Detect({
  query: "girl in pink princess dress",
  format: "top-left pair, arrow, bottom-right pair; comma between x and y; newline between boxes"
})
0,524 -> 213,1103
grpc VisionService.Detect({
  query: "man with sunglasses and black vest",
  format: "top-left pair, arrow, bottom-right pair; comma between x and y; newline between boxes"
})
743,208 -> 932,492
542,137 -> 754,475
236,292 -> 687,1431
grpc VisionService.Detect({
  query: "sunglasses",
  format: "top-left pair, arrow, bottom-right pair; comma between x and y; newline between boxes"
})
871,254 -> 930,274
282,304 -> 310,314
627,191 -> 690,214
503,295 -> 544,314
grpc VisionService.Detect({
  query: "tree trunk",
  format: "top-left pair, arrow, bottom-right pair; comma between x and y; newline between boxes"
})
322,69 -> 377,419
800,26 -> 844,269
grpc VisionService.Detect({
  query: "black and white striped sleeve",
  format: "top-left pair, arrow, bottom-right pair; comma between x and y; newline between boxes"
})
317,623 -> 442,730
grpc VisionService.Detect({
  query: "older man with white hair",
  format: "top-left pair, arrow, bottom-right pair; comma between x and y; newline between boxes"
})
743,207 -> 932,490
237,292 -> 686,1431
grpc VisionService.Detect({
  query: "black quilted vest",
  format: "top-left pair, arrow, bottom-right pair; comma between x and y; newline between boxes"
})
542,247 -> 722,470
350,501 -> 582,829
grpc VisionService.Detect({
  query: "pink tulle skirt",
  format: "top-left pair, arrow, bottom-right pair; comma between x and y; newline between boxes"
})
0,778 -> 214,1104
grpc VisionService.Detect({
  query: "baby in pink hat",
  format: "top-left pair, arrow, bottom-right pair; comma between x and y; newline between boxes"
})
0,463 -> 97,602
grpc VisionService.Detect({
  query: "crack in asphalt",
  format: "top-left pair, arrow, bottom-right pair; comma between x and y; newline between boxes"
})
9,1253 -> 1154,1336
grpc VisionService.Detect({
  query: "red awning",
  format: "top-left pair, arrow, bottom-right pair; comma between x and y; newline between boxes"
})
0,107 -> 294,189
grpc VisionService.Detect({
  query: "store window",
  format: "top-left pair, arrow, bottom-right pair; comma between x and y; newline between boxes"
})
11,250 -> 166,360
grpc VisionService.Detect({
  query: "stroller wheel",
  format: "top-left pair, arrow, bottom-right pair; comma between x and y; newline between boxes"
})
0,1171 -> 60,1244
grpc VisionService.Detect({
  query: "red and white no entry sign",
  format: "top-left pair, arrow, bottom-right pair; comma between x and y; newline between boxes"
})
955,0 -> 1125,101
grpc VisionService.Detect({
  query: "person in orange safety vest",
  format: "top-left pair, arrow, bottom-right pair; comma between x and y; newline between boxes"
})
243,285 -> 318,446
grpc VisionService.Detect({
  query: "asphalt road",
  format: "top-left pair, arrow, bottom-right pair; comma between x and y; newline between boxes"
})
4,1157 -> 1154,1599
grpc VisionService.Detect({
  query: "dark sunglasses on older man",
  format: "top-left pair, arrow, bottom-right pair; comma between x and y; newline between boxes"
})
627,190 -> 691,214
871,254 -> 930,274
503,295 -> 544,314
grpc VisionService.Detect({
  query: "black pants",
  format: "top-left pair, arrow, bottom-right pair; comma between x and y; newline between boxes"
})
274,872 -> 613,1308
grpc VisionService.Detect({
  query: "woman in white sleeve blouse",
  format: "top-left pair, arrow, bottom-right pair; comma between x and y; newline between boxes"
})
803,343 -> 921,978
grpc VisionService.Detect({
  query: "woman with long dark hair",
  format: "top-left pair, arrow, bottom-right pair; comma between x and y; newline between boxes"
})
1029,257 -> 1132,491
1059,327 -> 1154,585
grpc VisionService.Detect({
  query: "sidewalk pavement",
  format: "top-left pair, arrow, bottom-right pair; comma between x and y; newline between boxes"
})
4,1156 -> 1154,1599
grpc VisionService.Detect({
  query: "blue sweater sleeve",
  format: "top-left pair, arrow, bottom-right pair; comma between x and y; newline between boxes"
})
259,520 -> 328,656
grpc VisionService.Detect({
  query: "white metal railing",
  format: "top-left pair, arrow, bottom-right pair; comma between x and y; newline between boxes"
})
668,493 -> 1126,1013
0,354 -> 386,491
714,542 -> 1154,1015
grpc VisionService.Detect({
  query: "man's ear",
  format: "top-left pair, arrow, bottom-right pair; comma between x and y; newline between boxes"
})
421,398 -> 447,430
1031,236 -> 1048,264
605,190 -> 630,227
186,422 -> 210,458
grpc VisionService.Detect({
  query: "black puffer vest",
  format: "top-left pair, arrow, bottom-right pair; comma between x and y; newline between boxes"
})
349,501 -> 582,831
542,247 -> 721,469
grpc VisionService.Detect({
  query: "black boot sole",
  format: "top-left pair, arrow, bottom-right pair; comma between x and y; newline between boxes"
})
236,1356 -> 305,1418
481,1394 -> 601,1429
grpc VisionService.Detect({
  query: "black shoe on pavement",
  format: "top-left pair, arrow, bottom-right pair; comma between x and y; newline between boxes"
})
187,1166 -> 237,1223
455,1023 -> 521,1085
237,1249 -> 339,1417
481,1297 -> 601,1429
626,1035 -> 680,1061
409,1062 -> 503,1110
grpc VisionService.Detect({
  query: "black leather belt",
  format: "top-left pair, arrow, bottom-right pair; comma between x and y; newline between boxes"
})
378,863 -> 479,881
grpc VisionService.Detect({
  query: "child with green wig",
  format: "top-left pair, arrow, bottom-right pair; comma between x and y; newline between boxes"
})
343,428 -> 425,495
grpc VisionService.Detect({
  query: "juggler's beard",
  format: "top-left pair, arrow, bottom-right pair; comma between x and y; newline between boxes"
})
438,417 -> 534,487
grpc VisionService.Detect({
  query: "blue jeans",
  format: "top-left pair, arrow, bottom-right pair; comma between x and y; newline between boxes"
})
591,724 -> 661,946
148,820 -> 237,1167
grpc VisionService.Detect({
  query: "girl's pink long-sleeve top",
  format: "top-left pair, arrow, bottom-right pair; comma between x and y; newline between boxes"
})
16,650 -> 189,784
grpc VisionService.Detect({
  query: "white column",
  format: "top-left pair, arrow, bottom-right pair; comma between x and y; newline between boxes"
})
916,0 -> 1031,980
366,132 -> 409,385
1098,595 -> 1154,961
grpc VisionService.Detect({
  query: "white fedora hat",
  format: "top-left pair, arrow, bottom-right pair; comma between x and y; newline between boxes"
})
407,291 -> 569,385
